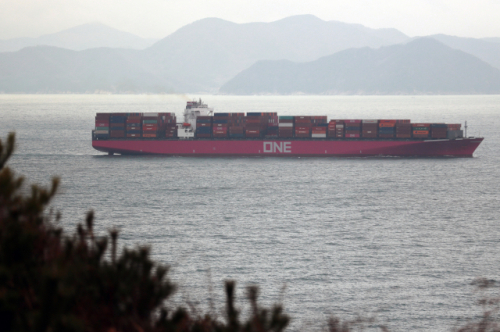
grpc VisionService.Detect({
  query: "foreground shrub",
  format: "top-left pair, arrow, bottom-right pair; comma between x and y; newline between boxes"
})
0,133 -> 289,332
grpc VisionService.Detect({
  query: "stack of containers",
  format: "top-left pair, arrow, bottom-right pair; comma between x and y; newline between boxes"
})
95,113 -> 110,138
335,121 -> 345,138
447,124 -> 463,139
126,113 -> 142,138
278,116 -> 294,138
230,113 -> 245,125
229,126 -> 244,138
294,116 -> 311,138
430,123 -> 448,139
196,116 -> 212,138
311,116 -> 327,138
378,120 -> 396,138
228,113 -> 245,138
110,114 -> 127,138
162,113 -> 177,138
412,123 -> 430,138
311,125 -> 327,138
327,120 -> 337,138
265,112 -> 279,138
361,120 -> 378,138
213,113 -> 229,138
447,123 -> 461,131
395,120 -> 412,138
142,113 -> 159,138
311,116 -> 327,125
245,113 -> 263,138
344,120 -> 361,138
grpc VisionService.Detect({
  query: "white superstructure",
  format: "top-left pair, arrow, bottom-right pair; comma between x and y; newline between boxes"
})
177,99 -> 213,139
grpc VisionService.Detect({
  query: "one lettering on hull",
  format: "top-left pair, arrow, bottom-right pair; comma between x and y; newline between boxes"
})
263,142 -> 292,153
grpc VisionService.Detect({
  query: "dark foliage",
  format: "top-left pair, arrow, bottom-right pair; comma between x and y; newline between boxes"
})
0,133 -> 289,332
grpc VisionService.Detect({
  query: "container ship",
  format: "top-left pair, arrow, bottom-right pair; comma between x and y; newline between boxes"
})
92,99 -> 483,157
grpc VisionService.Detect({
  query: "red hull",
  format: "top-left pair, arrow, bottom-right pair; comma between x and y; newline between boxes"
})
92,138 -> 483,157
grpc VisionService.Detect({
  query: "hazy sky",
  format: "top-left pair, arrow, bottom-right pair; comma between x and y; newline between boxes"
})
1,0 -> 499,40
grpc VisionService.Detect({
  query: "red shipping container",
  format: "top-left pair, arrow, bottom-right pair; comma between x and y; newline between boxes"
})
95,122 -> 109,127
143,127 -> 158,131
110,130 -> 125,138
447,124 -> 461,130
142,133 -> 157,138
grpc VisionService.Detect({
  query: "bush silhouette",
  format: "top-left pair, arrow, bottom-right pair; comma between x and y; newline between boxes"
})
0,133 -> 289,332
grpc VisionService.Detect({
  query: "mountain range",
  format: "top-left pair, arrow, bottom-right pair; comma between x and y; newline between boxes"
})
0,23 -> 158,52
1,15 -> 500,94
220,38 -> 500,94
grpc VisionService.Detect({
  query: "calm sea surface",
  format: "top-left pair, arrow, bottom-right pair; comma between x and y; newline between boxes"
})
1,94 -> 499,331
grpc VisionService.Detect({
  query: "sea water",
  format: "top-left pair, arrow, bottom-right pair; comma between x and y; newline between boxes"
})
1,94 -> 499,331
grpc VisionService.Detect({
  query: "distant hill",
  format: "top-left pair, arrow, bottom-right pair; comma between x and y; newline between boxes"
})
144,15 -> 409,92
424,34 -> 500,70
219,38 -> 500,95
0,15 -> 410,93
483,37 -> 500,43
2,16 -> 500,94
0,46 -> 173,93
0,23 -> 158,52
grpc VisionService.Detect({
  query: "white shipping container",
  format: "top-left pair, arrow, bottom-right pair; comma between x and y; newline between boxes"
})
94,130 -> 109,134
143,112 -> 159,117
279,123 -> 293,127
312,133 -> 327,138
336,124 -> 344,128
362,120 -> 378,123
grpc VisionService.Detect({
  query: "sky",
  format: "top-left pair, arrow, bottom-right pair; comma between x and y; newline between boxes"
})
0,0 -> 499,40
